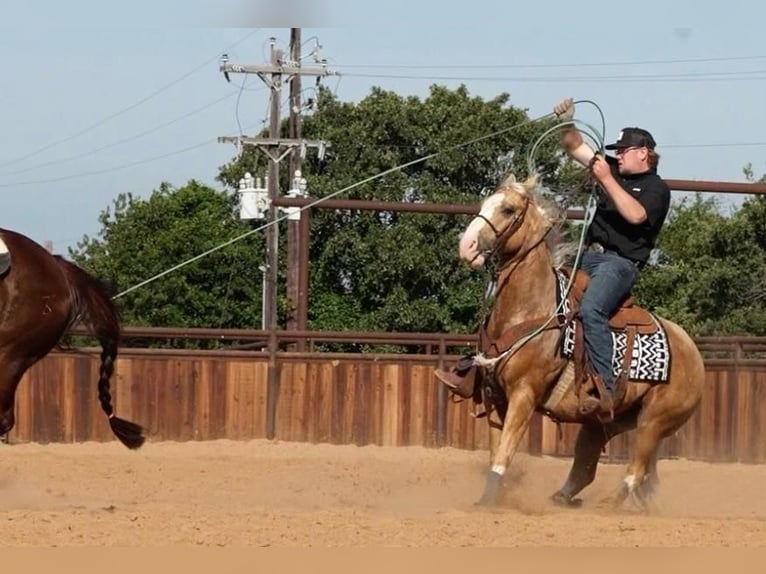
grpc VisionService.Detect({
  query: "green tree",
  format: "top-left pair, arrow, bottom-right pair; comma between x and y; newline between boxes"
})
72,84 -> 583,349
218,85 -> 576,343
635,193 -> 766,336
70,180 -> 265,333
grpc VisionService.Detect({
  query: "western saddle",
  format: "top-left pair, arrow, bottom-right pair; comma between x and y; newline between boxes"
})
435,266 -> 663,422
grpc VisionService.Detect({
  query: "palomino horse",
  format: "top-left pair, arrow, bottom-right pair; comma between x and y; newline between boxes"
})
0,228 -> 145,449
451,174 -> 704,508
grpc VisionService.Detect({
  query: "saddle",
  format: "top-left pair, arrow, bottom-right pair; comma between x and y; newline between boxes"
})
563,267 -> 659,335
562,267 -> 662,421
436,266 -> 666,422
0,237 -> 10,276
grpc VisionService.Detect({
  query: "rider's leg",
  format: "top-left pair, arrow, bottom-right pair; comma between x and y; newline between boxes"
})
579,252 -> 639,408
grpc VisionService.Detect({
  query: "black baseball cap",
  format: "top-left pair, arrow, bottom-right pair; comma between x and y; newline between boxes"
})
605,127 -> 657,150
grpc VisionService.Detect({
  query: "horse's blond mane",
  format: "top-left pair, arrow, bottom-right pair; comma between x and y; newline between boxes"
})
498,172 -> 563,229
497,172 -> 574,269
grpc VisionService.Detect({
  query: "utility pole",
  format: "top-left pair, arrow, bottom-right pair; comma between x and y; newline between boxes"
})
287,28 -> 304,347
265,41 -> 281,345
218,30 -> 335,436
219,31 -> 335,329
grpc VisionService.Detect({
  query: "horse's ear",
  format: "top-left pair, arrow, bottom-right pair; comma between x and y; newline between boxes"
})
523,173 -> 541,196
502,173 -> 517,186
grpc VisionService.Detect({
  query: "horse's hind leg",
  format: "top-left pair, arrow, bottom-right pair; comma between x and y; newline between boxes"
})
611,406 -> 678,512
630,446 -> 660,512
552,410 -> 638,508
616,384 -> 699,512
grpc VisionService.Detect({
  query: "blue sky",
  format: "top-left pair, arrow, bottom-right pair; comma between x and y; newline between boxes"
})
0,1 -> 763,252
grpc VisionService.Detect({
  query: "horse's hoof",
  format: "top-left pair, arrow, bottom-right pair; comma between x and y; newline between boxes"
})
474,495 -> 496,508
551,491 -> 583,508
473,471 -> 502,508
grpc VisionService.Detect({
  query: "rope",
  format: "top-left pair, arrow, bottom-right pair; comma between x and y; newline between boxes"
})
115,99 -> 608,310
473,100 -> 606,370
113,111 -> 557,300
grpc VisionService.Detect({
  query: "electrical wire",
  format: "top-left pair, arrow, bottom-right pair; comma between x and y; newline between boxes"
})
336,54 -> 766,69
340,69 -> 766,83
235,76 -> 249,137
0,29 -> 260,169
0,91 -> 248,178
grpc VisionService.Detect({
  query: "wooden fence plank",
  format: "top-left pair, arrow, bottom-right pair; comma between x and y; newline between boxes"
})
8,351 -> 766,463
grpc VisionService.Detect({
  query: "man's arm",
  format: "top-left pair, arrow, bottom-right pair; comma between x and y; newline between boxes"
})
560,125 -> 596,167
590,156 -> 648,224
554,98 -> 595,167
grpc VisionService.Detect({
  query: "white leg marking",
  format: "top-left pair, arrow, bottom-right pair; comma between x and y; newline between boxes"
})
491,464 -> 506,476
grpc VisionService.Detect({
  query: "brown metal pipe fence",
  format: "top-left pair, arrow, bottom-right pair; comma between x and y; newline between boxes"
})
14,335 -> 766,463
36,178 -> 766,458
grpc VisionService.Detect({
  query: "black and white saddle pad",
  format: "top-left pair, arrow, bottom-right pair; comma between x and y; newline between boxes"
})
555,270 -> 670,383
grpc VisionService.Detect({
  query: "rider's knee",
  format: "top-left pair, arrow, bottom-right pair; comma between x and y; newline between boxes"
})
579,299 -> 607,322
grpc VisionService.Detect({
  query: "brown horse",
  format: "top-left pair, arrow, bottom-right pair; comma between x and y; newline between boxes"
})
450,173 -> 704,509
0,228 -> 145,449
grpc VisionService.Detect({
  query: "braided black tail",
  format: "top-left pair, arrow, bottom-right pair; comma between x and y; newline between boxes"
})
57,257 -> 145,449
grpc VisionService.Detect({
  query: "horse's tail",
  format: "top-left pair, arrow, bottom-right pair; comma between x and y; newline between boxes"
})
56,257 -> 146,449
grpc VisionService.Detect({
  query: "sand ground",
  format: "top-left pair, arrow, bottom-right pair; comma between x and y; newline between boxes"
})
0,439 -> 763,547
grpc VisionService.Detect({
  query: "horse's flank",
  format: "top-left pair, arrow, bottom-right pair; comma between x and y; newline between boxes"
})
0,228 -> 145,448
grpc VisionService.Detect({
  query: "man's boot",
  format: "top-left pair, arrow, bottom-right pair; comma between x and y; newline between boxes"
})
579,373 -> 614,420
434,359 -> 477,399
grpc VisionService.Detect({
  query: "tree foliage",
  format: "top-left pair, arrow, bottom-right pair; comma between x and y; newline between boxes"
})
635,193 -> 766,336
70,83 -> 766,343
218,85 -> 575,338
70,180 -> 264,331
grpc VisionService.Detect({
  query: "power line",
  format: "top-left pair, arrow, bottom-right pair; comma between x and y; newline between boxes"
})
1,131 -> 764,189
663,142 -> 766,149
341,69 -> 766,83
0,141 -> 214,187
0,29 -> 261,169
0,90 -> 261,178
337,54 -> 766,69
0,120 -> 268,188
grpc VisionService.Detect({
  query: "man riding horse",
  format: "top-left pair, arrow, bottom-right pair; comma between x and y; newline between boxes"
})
435,97 -> 671,420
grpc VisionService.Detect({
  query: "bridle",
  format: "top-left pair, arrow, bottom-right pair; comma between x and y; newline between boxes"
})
473,194 -> 531,265
471,189 -> 566,395
474,191 -> 555,321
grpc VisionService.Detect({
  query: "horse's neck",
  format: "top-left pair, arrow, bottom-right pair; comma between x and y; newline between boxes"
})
486,244 -> 556,339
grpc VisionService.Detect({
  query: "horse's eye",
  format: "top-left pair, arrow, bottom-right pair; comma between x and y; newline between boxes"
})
502,205 -> 516,215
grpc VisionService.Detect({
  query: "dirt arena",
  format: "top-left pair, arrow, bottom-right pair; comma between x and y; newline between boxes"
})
0,439 -> 763,547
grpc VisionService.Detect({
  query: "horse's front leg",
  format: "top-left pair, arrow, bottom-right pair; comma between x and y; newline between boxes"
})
486,408 -> 503,468
476,384 -> 536,506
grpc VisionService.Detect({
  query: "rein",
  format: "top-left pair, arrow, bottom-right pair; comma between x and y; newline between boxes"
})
476,194 -> 552,334
473,194 -> 567,371
476,195 -> 531,263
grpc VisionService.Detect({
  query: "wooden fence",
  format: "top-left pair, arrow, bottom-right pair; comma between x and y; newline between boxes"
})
8,347 -> 766,463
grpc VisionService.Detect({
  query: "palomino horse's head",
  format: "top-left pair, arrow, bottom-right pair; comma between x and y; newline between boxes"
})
459,173 -> 562,268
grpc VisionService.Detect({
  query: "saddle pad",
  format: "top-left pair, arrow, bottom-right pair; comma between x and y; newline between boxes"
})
555,270 -> 670,383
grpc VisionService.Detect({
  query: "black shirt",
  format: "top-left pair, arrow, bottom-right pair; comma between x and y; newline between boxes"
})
587,155 -> 670,265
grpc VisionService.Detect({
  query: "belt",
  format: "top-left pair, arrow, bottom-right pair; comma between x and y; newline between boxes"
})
586,243 -> 645,270
587,242 -> 606,254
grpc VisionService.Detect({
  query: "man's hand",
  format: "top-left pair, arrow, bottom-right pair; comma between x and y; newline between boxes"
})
553,97 -> 575,120
590,155 -> 648,224
590,155 -> 613,184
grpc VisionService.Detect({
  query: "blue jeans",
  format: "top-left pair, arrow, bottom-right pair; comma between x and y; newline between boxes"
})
578,251 -> 641,391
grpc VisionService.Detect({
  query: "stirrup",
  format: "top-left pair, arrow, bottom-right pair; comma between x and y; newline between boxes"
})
434,368 -> 476,399
579,391 -> 614,421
